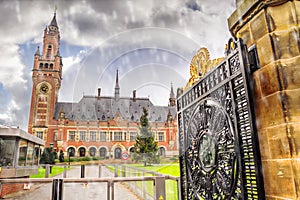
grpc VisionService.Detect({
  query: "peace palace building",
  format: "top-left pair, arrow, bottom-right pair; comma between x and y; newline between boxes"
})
28,13 -> 178,159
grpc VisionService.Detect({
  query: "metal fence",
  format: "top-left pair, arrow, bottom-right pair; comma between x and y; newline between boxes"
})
0,164 -> 180,200
110,165 -> 181,200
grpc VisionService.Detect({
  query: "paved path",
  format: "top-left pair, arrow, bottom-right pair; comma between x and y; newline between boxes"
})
4,165 -> 140,200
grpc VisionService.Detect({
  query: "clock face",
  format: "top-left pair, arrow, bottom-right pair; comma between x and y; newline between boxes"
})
49,26 -> 56,31
40,83 -> 49,94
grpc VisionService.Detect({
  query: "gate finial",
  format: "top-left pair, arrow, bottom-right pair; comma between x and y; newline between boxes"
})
185,48 -> 223,91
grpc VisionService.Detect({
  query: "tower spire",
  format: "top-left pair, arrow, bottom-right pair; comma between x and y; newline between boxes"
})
50,6 -> 58,28
115,69 -> 120,101
169,82 -> 176,107
170,82 -> 175,98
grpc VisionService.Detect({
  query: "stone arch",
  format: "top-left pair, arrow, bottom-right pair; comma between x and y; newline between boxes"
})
88,146 -> 97,157
128,146 -> 135,154
66,146 -> 76,157
114,147 -> 122,159
77,146 -> 87,157
99,146 -> 108,158
111,144 -> 126,159
158,146 -> 166,157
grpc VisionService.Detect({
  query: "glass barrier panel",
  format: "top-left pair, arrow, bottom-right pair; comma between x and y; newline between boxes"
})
0,137 -> 16,167
18,139 -> 28,166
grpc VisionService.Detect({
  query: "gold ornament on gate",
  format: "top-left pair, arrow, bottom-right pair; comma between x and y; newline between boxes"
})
185,48 -> 223,91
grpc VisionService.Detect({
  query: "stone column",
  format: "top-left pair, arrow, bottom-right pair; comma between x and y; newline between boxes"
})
228,1 -> 300,199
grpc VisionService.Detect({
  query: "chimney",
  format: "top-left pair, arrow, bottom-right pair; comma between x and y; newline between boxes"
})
133,90 -> 136,102
98,88 -> 101,100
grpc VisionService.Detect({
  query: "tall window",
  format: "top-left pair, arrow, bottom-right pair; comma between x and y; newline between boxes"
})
36,131 -> 43,140
90,131 -> 96,142
54,131 -> 57,141
130,132 -> 137,141
68,131 -> 75,141
114,132 -> 122,141
79,131 -> 86,141
46,45 -> 52,59
158,132 -> 165,142
100,132 -> 106,142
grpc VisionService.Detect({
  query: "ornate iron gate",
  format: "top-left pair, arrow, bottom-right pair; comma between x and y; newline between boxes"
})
177,38 -> 265,200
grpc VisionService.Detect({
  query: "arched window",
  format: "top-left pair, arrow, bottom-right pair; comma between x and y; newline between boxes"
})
67,147 -> 75,157
158,147 -> 166,157
99,147 -> 107,158
50,63 -> 53,69
89,147 -> 96,157
39,63 -> 43,68
46,45 -> 52,59
45,63 -> 49,68
78,147 -> 86,157
129,147 -> 135,155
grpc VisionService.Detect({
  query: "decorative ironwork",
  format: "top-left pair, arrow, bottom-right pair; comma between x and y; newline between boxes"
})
185,47 -> 224,91
178,38 -> 265,200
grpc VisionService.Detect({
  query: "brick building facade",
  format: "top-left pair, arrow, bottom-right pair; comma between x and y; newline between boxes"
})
28,13 -> 178,159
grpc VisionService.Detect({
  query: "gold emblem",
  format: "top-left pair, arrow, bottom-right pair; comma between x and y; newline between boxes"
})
40,83 -> 49,94
185,48 -> 223,91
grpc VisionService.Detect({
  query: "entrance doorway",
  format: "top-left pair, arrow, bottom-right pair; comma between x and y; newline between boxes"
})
158,147 -> 166,157
114,147 -> 122,159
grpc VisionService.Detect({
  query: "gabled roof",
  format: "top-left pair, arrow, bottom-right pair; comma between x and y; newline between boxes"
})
54,96 -> 176,122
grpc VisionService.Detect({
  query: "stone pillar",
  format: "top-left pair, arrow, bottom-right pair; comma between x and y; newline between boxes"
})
228,1 -> 300,199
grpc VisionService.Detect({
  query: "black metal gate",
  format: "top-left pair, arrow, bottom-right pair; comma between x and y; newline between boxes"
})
177,38 -> 265,200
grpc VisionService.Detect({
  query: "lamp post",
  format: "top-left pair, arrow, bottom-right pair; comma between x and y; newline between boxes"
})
68,148 -> 72,167
49,143 -> 54,174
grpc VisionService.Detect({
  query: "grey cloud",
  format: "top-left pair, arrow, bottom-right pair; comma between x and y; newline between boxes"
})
185,0 -> 202,12
0,0 -> 236,129
151,8 -> 181,28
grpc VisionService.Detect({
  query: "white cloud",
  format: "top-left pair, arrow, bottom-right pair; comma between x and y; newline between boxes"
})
0,44 -> 26,87
0,0 -> 236,130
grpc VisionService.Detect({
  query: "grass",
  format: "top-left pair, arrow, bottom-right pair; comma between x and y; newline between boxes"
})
107,162 -> 180,200
30,165 -> 70,178
133,163 -> 180,200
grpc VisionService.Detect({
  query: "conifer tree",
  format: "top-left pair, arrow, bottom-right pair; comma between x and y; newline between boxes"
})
133,107 -> 159,166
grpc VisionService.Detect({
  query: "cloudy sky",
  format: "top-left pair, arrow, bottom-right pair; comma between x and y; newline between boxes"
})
0,0 -> 236,130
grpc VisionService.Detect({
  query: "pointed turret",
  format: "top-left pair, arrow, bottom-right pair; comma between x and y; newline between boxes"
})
169,82 -> 176,107
114,69 -> 120,101
50,10 -> 58,28
47,10 -> 59,35
34,46 -> 40,56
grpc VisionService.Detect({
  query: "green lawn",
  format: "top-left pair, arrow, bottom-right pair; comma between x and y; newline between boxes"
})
30,166 -> 70,178
134,164 -> 180,200
107,163 -> 180,200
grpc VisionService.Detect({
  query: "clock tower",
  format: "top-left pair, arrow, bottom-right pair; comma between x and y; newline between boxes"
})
28,12 -> 63,144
